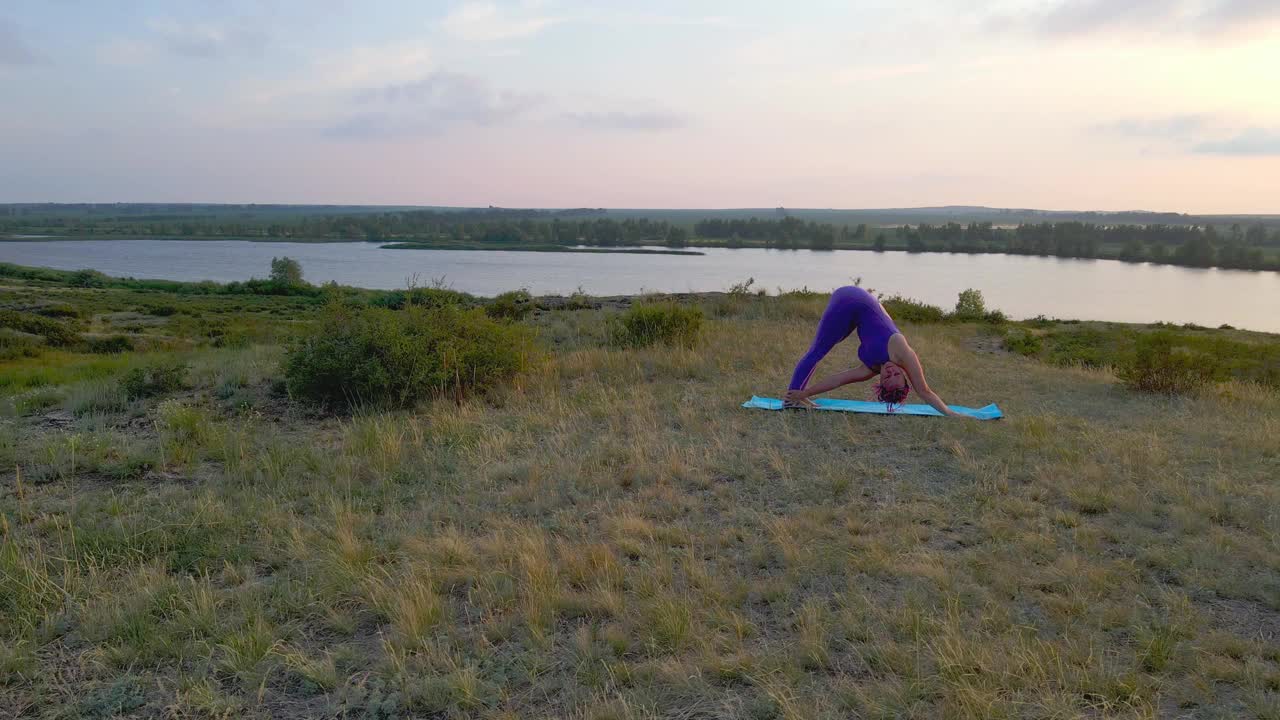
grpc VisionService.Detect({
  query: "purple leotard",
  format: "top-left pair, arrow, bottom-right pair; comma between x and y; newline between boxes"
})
788,286 -> 901,391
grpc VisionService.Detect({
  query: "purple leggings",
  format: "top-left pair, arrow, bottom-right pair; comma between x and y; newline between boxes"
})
788,286 -> 898,390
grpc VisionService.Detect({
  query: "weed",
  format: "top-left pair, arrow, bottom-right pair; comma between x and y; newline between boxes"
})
608,303 -> 704,348
120,359 -> 188,399
284,303 -> 535,408
881,295 -> 947,323
486,289 -> 535,321
1119,332 -> 1218,394
1003,328 -> 1043,356
86,335 -> 134,354
953,288 -> 987,320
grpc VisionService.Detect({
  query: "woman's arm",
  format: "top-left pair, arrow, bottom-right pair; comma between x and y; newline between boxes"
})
784,363 -> 876,405
893,342 -> 960,417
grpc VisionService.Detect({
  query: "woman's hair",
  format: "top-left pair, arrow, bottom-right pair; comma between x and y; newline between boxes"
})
873,376 -> 911,406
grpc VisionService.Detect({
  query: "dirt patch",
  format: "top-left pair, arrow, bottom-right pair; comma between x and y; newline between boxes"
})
1202,596 -> 1280,643
39,410 -> 76,430
966,333 -> 1010,356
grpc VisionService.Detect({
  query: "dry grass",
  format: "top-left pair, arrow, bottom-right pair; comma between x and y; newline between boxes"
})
1,293 -> 1278,718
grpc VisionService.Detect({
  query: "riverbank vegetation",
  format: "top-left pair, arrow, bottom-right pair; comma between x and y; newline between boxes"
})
2,264 -> 1279,718
6,206 -> 1280,272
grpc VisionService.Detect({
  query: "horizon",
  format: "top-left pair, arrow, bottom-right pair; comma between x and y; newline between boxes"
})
3,1 -> 1280,213
6,202 -> 1280,219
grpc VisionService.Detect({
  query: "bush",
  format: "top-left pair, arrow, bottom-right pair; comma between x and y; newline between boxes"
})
485,290 -> 533,321
609,303 -> 704,348
121,359 -> 188,400
143,304 -> 178,317
881,296 -> 946,324
1003,328 -> 1043,356
35,303 -> 81,319
1118,332 -> 1217,395
66,380 -> 130,416
1043,328 -> 1113,368
952,289 -> 987,321
87,336 -> 135,354
0,309 -> 80,346
0,330 -> 42,361
70,269 -> 108,288
284,304 -> 535,409
270,256 -> 305,286
369,287 -> 474,311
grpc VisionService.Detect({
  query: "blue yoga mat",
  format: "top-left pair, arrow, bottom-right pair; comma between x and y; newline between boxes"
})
742,396 -> 1003,420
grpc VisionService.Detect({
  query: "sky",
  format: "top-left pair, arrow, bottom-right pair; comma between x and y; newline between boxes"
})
1,0 -> 1279,212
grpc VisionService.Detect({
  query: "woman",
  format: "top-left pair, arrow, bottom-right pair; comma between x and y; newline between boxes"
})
783,285 -> 962,417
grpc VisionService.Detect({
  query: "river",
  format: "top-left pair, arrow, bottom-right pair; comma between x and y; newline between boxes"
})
2,239 -> 1278,332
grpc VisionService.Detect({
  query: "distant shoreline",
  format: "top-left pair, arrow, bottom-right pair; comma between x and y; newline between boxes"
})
4,233 -> 1278,275
380,242 -> 705,256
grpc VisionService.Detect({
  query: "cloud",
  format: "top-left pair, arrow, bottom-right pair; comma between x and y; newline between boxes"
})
97,39 -> 152,66
326,71 -> 542,139
564,110 -> 688,132
1092,114 -> 1211,139
0,18 -> 40,65
1093,116 -> 1280,156
442,2 -> 561,42
148,18 -> 268,58
575,10 -> 729,28
832,63 -> 933,84
1034,0 -> 1178,36
1192,128 -> 1280,155
990,0 -> 1280,39
1200,0 -> 1280,30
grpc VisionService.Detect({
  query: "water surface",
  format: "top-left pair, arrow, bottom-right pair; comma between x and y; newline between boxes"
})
2,240 -> 1277,332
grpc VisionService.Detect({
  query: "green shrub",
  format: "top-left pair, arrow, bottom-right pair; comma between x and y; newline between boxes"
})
0,309 -> 80,346
66,380 -> 130,416
284,304 -> 535,409
143,304 -> 178,317
881,296 -> 946,324
1003,328 -> 1043,356
270,256 -> 305,286
0,330 -> 42,361
121,360 -> 188,400
1118,332 -> 1218,395
70,269 -> 108,288
1043,328 -> 1114,368
485,290 -> 533,321
8,386 -> 64,414
155,400 -> 212,446
76,676 -> 147,719
564,288 -> 594,310
952,289 -> 987,321
369,287 -> 474,311
983,309 -> 1009,324
35,303 -> 82,319
609,303 -> 704,348
87,336 -> 134,354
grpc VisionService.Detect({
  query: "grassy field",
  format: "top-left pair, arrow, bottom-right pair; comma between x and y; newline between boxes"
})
1,274 -> 1278,719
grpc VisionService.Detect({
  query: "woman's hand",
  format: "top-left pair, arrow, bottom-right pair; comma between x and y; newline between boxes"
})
783,389 -> 817,409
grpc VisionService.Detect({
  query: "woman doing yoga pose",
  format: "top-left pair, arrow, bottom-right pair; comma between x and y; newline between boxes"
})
783,285 -> 962,417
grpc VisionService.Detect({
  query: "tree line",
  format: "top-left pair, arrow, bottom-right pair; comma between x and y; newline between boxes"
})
5,209 -> 1278,271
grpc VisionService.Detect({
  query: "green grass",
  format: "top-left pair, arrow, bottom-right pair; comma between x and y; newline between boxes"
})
1,278 -> 1278,718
